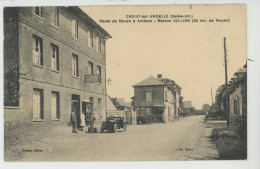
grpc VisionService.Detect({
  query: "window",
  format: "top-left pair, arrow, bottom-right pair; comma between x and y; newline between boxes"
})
72,19 -> 78,39
33,89 -> 44,120
146,92 -> 152,102
51,92 -> 60,119
33,35 -> 43,66
72,54 -> 79,77
88,30 -> 93,48
51,44 -> 59,71
51,7 -> 59,27
33,7 -> 43,18
88,61 -> 93,75
97,65 -> 101,83
97,36 -> 101,53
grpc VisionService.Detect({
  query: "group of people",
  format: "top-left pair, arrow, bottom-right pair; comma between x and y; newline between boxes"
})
71,108 -> 95,134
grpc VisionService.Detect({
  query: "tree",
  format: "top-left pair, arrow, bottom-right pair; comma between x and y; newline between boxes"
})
4,62 -> 20,106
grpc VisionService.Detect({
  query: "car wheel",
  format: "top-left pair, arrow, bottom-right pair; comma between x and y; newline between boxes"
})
113,124 -> 118,133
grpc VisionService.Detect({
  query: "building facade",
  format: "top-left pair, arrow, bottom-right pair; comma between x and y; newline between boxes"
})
132,74 -> 181,123
215,64 -> 247,125
4,7 -> 111,140
229,67 -> 247,125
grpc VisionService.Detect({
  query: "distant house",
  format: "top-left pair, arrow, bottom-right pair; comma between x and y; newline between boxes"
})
106,95 -> 126,119
106,96 -> 136,124
132,74 -> 181,123
182,101 -> 193,115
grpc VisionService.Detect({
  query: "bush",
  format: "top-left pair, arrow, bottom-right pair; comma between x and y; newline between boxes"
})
211,126 -> 247,160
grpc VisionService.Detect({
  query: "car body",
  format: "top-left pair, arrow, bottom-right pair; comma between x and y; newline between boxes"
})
101,116 -> 127,133
137,115 -> 153,124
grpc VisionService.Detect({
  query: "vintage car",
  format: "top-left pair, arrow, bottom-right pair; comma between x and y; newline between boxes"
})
101,116 -> 127,133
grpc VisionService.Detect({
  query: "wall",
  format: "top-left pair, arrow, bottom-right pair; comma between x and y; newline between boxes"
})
164,87 -> 175,122
229,82 -> 246,125
175,93 -> 180,119
133,86 -> 164,107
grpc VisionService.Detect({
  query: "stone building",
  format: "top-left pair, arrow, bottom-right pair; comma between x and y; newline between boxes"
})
229,67 -> 247,125
132,74 -> 181,123
4,7 -> 111,140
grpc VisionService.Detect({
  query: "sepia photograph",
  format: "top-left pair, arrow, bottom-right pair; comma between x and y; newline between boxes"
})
2,2 -> 251,164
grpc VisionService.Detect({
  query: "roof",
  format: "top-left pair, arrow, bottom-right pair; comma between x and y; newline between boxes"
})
69,7 -> 112,38
234,68 -> 247,75
132,76 -> 164,87
183,101 -> 192,108
106,95 -> 117,111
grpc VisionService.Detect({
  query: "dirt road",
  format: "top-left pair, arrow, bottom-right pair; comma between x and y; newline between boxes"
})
5,115 -> 219,161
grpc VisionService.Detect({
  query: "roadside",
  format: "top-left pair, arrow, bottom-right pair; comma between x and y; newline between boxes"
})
210,122 -> 247,160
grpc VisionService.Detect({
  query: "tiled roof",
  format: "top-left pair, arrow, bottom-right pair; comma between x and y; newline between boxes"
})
132,76 -> 164,87
235,68 -> 247,75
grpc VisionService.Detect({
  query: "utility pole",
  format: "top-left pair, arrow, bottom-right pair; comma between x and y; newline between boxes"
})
224,37 -> 229,127
211,86 -> 213,106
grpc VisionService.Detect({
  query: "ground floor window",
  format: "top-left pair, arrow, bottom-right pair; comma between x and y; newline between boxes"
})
33,88 -> 44,120
51,91 -> 60,119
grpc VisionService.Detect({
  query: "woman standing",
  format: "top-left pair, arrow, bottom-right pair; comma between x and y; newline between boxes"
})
80,111 -> 85,131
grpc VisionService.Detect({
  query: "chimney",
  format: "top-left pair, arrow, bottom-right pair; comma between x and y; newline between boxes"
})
157,74 -> 162,78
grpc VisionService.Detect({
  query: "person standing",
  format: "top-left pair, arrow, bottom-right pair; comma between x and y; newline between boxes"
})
205,111 -> 209,122
71,108 -> 78,133
80,111 -> 85,131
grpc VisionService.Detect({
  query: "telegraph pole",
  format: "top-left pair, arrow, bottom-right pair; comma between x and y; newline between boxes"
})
224,37 -> 229,127
211,86 -> 213,106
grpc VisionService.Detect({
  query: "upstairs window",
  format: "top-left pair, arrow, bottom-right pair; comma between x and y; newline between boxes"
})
51,7 -> 59,27
72,54 -> 79,77
97,65 -> 101,83
88,30 -> 93,48
51,44 -> 59,71
97,36 -> 101,53
88,61 -> 93,75
146,92 -> 152,102
33,7 -> 43,18
72,19 -> 78,39
33,35 -> 43,66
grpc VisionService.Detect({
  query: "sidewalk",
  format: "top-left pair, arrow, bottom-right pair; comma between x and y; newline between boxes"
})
184,120 -> 227,160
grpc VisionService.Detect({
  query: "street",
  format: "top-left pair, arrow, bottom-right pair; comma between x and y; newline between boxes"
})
5,115 -> 220,161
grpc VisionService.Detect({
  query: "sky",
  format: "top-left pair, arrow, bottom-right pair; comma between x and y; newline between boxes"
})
81,5 -> 246,109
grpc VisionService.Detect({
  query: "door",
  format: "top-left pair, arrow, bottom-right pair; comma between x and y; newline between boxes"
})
71,95 -> 80,127
85,102 -> 93,126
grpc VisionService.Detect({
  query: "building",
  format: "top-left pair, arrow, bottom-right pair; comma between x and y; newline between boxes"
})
229,66 -> 247,125
116,98 -> 136,125
132,74 -> 181,123
215,63 -> 247,125
4,7 -> 111,140
182,101 -> 193,115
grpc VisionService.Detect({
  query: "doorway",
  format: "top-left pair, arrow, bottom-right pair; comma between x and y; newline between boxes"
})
71,94 -> 80,128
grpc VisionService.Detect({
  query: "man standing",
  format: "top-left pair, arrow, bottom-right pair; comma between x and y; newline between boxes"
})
71,108 -> 78,133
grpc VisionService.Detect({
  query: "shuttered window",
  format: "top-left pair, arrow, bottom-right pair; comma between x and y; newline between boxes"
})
33,35 -> 43,66
51,92 -> 60,119
33,89 -> 44,120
